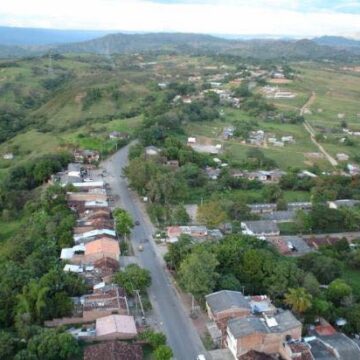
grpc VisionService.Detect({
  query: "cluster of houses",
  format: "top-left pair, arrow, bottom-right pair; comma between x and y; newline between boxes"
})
205,88 -> 241,108
240,199 -> 360,256
232,169 -> 286,184
166,225 -> 224,243
204,290 -> 360,360
50,160 -> 145,360
343,127 -> 360,137
187,137 -> 223,155
247,130 -> 295,148
262,86 -> 296,99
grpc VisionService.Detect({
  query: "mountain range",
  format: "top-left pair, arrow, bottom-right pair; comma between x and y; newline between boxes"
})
0,26 -> 360,61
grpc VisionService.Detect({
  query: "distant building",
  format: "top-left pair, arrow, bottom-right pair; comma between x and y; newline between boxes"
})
145,146 -> 160,157
187,137 -> 197,145
109,131 -> 129,140
241,220 -> 280,237
74,150 -> 100,164
3,153 -> 14,160
328,199 -> 360,209
347,163 -> 360,175
336,153 -> 349,161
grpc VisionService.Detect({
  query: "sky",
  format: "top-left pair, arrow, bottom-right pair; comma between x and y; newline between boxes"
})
1,0 -> 360,38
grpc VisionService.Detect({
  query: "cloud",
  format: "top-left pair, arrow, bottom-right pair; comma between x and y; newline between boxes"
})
0,0 -> 359,37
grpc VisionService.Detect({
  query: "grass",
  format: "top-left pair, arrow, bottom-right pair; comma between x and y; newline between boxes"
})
0,219 -> 22,242
0,219 -> 22,257
185,114 -> 332,170
279,222 -> 299,235
342,267 -> 360,298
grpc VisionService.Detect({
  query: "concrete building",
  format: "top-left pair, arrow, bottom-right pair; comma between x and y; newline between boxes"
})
226,311 -> 302,359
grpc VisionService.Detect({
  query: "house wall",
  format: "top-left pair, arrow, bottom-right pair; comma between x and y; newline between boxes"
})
84,252 -> 120,264
237,332 -> 264,356
234,326 -> 301,358
95,331 -> 137,341
83,309 -> 120,322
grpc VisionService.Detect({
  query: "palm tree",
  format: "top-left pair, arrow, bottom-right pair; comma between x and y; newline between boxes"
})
284,287 -> 312,314
16,281 -> 49,324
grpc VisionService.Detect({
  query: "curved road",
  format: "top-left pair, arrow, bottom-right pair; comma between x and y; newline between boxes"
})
99,143 -> 206,360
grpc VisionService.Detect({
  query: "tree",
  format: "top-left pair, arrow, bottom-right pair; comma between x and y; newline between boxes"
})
154,345 -> 173,360
266,261 -> 304,299
302,273 -> 320,297
298,253 -> 342,284
179,249 -> 219,300
23,329 -> 80,360
262,184 -> 283,203
0,331 -> 16,360
197,201 -> 227,228
139,330 -> 166,348
284,288 -> 312,315
327,279 -> 352,305
113,208 -> 134,239
172,205 -> 190,225
219,274 -> 241,291
16,281 -> 50,325
114,264 -> 151,293
276,198 -> 287,211
240,249 -> 275,294
164,235 -> 193,271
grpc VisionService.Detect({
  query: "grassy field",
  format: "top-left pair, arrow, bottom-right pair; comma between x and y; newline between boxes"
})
260,63 -> 360,166
0,54 -> 150,172
185,117 -> 330,170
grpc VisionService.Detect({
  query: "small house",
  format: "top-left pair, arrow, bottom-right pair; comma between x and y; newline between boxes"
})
241,220 -> 280,237
187,137 -> 197,145
109,131 -> 129,140
145,146 -> 160,157
74,150 -> 100,164
3,153 -> 14,160
95,315 -> 137,340
336,153 -> 349,161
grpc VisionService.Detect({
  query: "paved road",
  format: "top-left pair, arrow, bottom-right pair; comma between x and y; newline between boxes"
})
300,92 -> 338,167
99,143 -> 206,360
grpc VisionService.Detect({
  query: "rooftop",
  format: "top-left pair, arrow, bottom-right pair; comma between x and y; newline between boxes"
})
206,290 -> 251,314
84,341 -> 143,360
318,333 -> 360,360
242,220 -> 279,235
74,229 -> 116,242
261,210 -> 295,222
85,238 -> 120,257
228,310 -> 301,338
96,315 -> 137,337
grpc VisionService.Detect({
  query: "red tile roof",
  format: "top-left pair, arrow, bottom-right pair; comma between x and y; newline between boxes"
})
84,341 -> 143,360
315,323 -> 337,336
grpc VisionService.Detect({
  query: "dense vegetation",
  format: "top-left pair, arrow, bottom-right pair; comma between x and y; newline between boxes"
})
165,233 -> 360,333
0,185 -> 85,359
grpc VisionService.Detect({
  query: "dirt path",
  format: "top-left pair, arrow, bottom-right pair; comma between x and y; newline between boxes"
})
301,92 -> 338,167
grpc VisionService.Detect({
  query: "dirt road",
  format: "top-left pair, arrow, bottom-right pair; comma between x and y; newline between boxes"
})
301,92 -> 338,167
